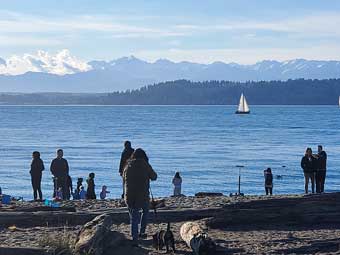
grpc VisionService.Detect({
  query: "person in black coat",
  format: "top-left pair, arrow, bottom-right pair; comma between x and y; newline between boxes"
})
301,147 -> 317,194
30,151 -> 45,201
50,149 -> 69,199
119,141 -> 134,198
315,145 -> 327,193
86,172 -> 96,199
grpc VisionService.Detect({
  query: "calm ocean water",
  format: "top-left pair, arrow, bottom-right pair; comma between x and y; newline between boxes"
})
0,105 -> 339,200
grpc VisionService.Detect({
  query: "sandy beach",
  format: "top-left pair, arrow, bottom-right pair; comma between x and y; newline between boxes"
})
0,193 -> 340,254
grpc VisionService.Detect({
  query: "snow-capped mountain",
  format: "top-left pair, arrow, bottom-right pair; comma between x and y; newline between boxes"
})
0,50 -> 340,92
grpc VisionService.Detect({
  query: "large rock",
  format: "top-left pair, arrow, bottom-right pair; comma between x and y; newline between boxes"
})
74,214 -> 125,255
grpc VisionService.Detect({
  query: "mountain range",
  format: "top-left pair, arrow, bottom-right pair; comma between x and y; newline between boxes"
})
0,50 -> 340,92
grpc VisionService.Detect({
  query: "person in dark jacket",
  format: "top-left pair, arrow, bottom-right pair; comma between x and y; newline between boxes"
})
65,175 -> 73,200
301,147 -> 317,194
123,148 -> 157,245
264,168 -> 273,195
315,145 -> 327,193
119,141 -> 134,198
30,151 -> 45,201
86,172 -> 96,199
50,149 -> 69,199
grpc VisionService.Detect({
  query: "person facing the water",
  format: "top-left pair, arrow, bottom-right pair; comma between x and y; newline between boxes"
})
86,172 -> 96,199
172,172 -> 182,196
315,145 -> 327,193
64,175 -> 72,200
123,148 -> 157,245
119,141 -> 135,198
79,186 -> 86,199
73,178 -> 84,199
263,168 -> 273,195
50,149 -> 69,199
301,147 -> 317,194
30,151 -> 45,201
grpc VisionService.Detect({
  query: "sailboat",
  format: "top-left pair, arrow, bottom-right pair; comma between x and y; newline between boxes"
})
338,96 -> 340,107
235,93 -> 250,114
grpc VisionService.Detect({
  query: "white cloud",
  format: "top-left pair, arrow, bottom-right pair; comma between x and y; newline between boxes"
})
174,12 -> 340,37
0,49 -> 91,75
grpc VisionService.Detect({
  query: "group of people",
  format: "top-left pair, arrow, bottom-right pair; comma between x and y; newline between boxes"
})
30,149 -> 110,201
26,141 -> 329,245
262,145 -> 327,196
301,145 -> 327,194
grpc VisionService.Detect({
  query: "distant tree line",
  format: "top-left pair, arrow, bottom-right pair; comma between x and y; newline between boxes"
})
0,79 -> 340,105
105,79 -> 340,105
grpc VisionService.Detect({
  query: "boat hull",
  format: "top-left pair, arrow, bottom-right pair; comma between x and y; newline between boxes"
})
235,111 -> 250,114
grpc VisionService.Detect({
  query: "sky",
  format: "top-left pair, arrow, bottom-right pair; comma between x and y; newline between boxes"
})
1,0 -> 340,64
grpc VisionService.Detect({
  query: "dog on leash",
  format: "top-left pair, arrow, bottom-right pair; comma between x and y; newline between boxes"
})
180,222 -> 216,255
152,222 -> 176,253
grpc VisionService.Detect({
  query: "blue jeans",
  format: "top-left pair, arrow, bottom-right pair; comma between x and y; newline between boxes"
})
128,203 -> 149,240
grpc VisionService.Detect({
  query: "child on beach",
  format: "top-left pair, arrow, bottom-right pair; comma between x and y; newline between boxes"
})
72,178 -> 84,200
100,185 -> 110,199
264,168 -> 273,195
65,175 -> 72,200
86,173 -> 96,199
79,186 -> 86,199
172,172 -> 182,196
55,187 -> 63,200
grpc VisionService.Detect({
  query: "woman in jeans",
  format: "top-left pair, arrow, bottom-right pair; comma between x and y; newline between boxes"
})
301,147 -> 317,194
123,148 -> 157,245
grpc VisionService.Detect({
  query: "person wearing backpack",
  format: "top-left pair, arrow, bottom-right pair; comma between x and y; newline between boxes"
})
264,168 -> 273,195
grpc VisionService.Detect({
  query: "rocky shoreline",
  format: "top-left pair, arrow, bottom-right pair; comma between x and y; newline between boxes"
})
0,193 -> 340,254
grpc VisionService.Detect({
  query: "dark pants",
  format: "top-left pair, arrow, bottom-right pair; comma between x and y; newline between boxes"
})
128,203 -> 149,241
316,170 -> 326,193
31,174 -> 42,200
304,172 -> 315,194
265,187 -> 272,195
54,176 -> 67,199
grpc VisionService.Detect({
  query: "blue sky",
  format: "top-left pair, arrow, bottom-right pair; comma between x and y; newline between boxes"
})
1,0 -> 340,63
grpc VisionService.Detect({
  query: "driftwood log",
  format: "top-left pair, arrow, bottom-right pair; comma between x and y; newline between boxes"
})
0,207 -> 221,227
0,247 -> 47,255
208,192 -> 340,230
74,214 -> 125,255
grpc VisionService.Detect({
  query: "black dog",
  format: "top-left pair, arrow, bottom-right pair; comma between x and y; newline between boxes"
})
152,222 -> 176,253
190,233 -> 216,255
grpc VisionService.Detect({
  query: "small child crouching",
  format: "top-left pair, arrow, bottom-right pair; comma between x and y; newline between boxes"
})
100,185 -> 110,199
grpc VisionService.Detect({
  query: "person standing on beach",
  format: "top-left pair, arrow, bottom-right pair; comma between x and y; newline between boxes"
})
172,172 -> 182,196
30,151 -> 45,201
301,147 -> 317,194
263,168 -> 273,195
123,148 -> 157,245
315,145 -> 327,193
119,141 -> 134,198
50,149 -> 69,199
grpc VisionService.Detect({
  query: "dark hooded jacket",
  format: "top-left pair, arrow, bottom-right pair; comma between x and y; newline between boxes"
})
317,151 -> 327,171
301,155 -> 317,173
123,158 -> 157,208
30,158 -> 45,177
50,158 -> 69,178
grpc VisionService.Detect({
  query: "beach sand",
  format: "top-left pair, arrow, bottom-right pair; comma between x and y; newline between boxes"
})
0,194 -> 340,254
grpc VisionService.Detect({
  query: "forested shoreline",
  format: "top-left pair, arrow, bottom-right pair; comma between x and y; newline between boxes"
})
0,79 -> 339,105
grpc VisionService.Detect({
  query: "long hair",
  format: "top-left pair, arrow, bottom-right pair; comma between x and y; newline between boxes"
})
174,172 -> 181,178
131,148 -> 149,162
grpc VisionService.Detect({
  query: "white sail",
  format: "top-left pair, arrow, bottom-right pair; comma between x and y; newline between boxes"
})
338,96 -> 340,107
237,93 -> 250,113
